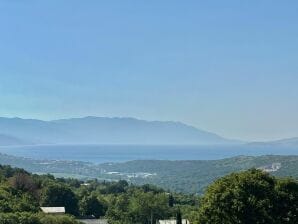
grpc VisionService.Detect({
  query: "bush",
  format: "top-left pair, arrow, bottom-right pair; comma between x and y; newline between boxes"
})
0,212 -> 82,224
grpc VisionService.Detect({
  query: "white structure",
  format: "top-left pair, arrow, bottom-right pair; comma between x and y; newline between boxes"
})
259,163 -> 282,172
40,207 -> 65,215
78,219 -> 108,224
158,219 -> 190,224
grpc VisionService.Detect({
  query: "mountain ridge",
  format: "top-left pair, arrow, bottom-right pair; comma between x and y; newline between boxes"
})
0,116 -> 239,146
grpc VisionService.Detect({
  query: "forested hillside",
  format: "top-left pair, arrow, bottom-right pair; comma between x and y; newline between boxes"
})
0,164 -> 297,223
0,164 -> 198,224
0,153 -> 297,194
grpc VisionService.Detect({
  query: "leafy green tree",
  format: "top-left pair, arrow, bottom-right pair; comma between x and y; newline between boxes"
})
198,169 -> 298,224
12,193 -> 39,212
79,195 -> 106,218
274,178 -> 298,223
41,184 -> 79,215
106,194 -> 132,224
105,180 -> 129,194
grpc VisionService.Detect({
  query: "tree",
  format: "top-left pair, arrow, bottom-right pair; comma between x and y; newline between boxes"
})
105,180 -> 129,194
169,194 -> 174,207
176,208 -> 182,224
129,191 -> 171,224
107,190 -> 172,224
9,173 -> 38,195
198,169 -> 298,224
79,195 -> 106,218
41,184 -> 79,215
274,178 -> 298,223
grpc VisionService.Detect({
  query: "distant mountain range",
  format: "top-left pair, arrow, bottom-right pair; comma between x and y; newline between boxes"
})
1,116 -> 297,146
0,117 -> 239,145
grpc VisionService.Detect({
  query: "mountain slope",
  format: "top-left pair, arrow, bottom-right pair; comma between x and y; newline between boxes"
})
0,134 -> 28,146
0,117 -> 237,145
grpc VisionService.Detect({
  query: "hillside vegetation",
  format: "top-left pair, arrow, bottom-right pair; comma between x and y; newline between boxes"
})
0,164 -> 198,224
0,164 -> 297,223
0,154 -> 297,194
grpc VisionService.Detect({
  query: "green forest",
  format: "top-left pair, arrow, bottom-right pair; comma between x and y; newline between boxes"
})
0,163 -> 297,223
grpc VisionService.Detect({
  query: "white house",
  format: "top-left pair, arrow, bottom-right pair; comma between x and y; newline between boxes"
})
157,219 -> 190,224
78,219 -> 108,224
40,207 -> 65,215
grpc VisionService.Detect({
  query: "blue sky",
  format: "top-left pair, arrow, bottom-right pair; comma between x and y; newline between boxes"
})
0,1 -> 297,141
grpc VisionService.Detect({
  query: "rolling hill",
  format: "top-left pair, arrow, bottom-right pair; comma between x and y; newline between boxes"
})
0,153 -> 297,194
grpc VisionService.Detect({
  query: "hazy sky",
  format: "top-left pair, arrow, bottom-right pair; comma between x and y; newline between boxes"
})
0,1 -> 298,141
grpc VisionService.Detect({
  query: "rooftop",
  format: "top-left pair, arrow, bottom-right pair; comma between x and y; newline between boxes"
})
158,220 -> 190,224
40,207 -> 65,214
78,219 -> 108,224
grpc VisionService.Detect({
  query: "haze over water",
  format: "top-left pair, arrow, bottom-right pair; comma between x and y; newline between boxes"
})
0,144 -> 297,164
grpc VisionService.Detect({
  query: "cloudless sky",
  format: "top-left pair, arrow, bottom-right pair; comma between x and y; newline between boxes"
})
0,0 -> 298,141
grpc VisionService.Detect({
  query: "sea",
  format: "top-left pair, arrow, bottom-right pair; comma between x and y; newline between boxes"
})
0,144 -> 297,164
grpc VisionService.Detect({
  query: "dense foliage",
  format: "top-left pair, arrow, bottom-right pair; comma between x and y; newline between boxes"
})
0,164 -> 199,223
0,164 -> 297,223
198,169 -> 298,224
0,213 -> 81,224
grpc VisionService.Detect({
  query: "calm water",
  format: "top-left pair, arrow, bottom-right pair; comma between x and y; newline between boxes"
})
0,144 -> 297,163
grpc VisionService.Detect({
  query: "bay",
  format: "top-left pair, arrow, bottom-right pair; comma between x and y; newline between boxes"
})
0,144 -> 297,164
